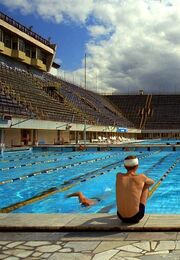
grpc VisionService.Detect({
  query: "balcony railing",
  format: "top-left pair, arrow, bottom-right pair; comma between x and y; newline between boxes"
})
0,12 -> 54,49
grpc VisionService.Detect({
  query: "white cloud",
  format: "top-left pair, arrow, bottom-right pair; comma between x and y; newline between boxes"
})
1,0 -> 94,23
87,25 -> 111,38
2,0 -> 180,93
1,0 -> 33,14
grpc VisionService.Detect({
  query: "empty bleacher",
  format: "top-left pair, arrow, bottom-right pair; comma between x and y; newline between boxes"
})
0,63 -> 133,127
106,94 -> 180,130
145,95 -> 180,129
0,81 -> 33,118
1,61 -> 179,130
105,95 -> 147,128
43,74 -> 133,127
0,64 -> 85,123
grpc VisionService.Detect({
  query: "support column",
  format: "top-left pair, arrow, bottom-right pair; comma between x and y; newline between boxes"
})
75,131 -> 78,144
84,121 -> 87,146
57,130 -> 60,142
32,129 -> 38,146
0,129 -> 5,157
0,129 -> 5,146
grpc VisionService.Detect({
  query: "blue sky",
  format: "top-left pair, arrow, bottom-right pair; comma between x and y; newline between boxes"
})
1,0 -> 180,94
0,4 -> 89,71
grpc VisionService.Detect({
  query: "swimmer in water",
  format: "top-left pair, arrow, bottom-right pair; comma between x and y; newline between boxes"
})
66,192 -> 100,207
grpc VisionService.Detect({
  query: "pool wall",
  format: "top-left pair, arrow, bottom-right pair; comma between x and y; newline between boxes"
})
33,144 -> 180,153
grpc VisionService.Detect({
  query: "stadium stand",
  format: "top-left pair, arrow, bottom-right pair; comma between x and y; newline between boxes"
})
145,95 -> 180,129
55,80 -> 134,127
0,62 -> 133,127
42,73 -> 133,127
105,94 -> 180,130
0,73 -> 33,118
0,63 -> 84,123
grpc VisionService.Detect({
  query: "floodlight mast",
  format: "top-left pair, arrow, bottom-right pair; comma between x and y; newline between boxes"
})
85,53 -> 86,90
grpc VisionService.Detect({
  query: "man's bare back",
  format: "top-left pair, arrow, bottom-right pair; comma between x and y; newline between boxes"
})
116,155 -> 154,223
116,173 -> 153,217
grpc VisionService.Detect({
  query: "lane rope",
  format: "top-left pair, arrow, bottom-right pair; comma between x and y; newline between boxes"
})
148,157 -> 180,198
0,153 -> 122,185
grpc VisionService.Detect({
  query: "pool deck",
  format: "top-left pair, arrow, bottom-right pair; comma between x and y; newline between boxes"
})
1,214 -> 180,259
0,213 -> 180,232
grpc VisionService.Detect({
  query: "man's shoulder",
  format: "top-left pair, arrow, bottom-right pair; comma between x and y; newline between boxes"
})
116,172 -> 124,176
137,173 -> 148,181
116,172 -> 124,179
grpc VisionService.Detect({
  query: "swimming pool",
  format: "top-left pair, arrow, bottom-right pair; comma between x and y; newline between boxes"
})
136,139 -> 180,145
0,148 -> 179,214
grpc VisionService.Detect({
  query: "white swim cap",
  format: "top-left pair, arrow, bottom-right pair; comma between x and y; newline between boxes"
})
124,157 -> 139,167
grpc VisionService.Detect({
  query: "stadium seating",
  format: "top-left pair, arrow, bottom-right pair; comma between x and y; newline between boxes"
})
145,95 -> 180,129
1,60 -> 179,130
0,63 -> 87,123
0,80 -> 33,118
105,95 -> 147,128
0,62 -> 133,127
43,74 -> 133,127
106,94 -> 180,129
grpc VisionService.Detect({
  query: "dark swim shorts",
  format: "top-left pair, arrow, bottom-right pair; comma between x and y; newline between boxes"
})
117,203 -> 145,223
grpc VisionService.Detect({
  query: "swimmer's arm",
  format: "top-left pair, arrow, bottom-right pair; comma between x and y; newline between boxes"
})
66,192 -> 85,203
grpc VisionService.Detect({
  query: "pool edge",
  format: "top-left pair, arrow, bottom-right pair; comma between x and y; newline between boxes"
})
0,213 -> 179,232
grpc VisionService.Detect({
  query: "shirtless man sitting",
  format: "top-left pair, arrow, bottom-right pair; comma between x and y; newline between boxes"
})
66,192 -> 99,206
116,155 -> 154,223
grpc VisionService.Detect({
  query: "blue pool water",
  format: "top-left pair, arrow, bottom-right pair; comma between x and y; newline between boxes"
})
0,148 -> 180,214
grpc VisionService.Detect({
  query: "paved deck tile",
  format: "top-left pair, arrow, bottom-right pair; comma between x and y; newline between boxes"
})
0,214 -> 76,229
93,241 -> 137,254
61,232 -> 128,241
49,252 -> 91,260
1,233 -> 180,259
145,215 -> 180,228
92,249 -> 119,260
126,232 -> 178,241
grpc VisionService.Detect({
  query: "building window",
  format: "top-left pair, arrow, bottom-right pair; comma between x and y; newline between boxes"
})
25,44 -> 31,57
36,48 -> 47,63
0,29 -> 3,42
41,52 -> 47,64
19,38 -> 25,52
12,38 -> 18,50
37,48 -> 42,60
4,33 -> 11,48
31,47 -> 36,58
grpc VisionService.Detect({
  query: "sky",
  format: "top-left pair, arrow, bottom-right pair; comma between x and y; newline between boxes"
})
1,0 -> 180,94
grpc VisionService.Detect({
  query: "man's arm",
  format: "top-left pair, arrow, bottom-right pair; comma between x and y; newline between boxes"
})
143,175 -> 155,186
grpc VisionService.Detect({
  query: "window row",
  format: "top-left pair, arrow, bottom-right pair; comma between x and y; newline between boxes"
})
0,28 -> 47,64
